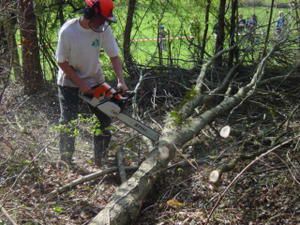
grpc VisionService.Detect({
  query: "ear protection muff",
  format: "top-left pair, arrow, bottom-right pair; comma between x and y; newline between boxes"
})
83,7 -> 95,19
83,1 -> 100,20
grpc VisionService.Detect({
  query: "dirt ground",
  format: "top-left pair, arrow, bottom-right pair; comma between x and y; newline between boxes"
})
0,82 -> 299,225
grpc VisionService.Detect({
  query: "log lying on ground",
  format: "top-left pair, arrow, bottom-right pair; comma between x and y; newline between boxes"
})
88,44 -> 278,225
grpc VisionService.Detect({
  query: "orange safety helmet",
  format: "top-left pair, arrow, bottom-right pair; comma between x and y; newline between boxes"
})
84,0 -> 116,22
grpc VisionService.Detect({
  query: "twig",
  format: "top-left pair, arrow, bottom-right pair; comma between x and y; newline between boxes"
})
205,135 -> 300,225
271,152 -> 300,185
286,138 -> 300,173
173,144 -> 198,170
132,71 -> 149,119
0,135 -> 58,204
0,206 -> 18,225
47,166 -> 138,199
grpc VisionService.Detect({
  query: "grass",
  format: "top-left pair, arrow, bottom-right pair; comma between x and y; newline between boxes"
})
111,5 -> 291,69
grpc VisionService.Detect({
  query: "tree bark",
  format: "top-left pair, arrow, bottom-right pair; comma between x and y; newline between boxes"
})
0,23 -> 10,100
214,0 -> 226,67
56,0 -> 65,26
19,0 -> 44,95
228,0 -> 238,67
0,0 -> 12,99
200,0 -> 211,65
1,0 -> 21,80
262,0 -> 275,57
123,0 -> 138,79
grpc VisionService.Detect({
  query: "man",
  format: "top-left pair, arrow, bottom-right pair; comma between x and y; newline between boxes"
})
158,24 -> 166,51
246,14 -> 257,32
276,11 -> 286,34
237,14 -> 246,34
56,0 -> 128,167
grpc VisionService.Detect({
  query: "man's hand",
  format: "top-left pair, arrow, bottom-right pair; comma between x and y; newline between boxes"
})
110,56 -> 128,93
117,81 -> 129,93
58,61 -> 93,94
78,81 -> 93,94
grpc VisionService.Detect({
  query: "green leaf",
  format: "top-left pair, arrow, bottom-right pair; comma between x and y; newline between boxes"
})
53,205 -> 64,214
170,110 -> 182,125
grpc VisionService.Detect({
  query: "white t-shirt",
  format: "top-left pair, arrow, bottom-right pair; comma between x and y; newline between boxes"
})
56,18 -> 119,87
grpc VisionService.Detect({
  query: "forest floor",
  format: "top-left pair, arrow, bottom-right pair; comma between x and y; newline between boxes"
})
0,79 -> 299,225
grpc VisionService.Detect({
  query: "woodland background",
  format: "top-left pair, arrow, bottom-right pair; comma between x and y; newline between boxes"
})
0,0 -> 299,225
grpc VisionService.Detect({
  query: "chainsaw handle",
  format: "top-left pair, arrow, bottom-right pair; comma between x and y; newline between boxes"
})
114,89 -> 135,99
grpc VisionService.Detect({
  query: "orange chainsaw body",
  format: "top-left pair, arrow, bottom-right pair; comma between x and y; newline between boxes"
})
92,82 -> 122,100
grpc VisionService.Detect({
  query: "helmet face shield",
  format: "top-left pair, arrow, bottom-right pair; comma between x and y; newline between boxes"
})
84,0 -> 116,32
88,15 -> 111,33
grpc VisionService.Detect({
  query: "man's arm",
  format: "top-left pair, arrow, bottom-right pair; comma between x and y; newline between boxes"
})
110,56 -> 128,91
58,61 -> 92,94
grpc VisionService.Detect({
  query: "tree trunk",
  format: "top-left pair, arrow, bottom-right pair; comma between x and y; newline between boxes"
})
262,0 -> 275,57
0,23 -> 10,101
0,1 -> 20,81
123,0 -> 138,79
214,0 -> 226,67
200,0 -> 211,65
19,0 -> 43,95
0,0 -> 12,101
228,0 -> 238,67
56,0 -> 65,26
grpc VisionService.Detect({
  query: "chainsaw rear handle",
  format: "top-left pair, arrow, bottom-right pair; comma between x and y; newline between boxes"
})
115,90 -> 135,99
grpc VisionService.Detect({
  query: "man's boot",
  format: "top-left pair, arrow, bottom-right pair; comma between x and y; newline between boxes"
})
94,132 -> 111,167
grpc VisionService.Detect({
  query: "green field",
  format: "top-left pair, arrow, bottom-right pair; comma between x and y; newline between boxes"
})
110,4 -> 291,68
35,2 -> 294,80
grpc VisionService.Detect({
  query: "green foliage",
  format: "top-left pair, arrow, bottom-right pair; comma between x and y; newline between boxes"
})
176,167 -> 184,175
6,159 -> 31,177
176,86 -> 197,111
78,114 -> 103,136
100,54 -> 118,81
169,110 -> 183,125
183,86 -> 197,102
52,120 -> 79,137
166,86 -> 197,126
28,0 -> 294,81
52,205 -> 64,214
52,114 -> 106,137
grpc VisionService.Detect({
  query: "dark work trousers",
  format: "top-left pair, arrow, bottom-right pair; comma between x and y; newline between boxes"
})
58,86 -> 112,165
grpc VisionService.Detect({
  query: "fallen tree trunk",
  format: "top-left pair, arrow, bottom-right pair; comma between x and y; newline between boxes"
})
88,43 -> 280,225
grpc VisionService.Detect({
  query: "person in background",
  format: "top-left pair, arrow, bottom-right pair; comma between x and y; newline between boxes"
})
276,11 -> 286,34
56,0 -> 128,168
238,14 -> 246,34
247,14 -> 257,32
158,24 -> 167,51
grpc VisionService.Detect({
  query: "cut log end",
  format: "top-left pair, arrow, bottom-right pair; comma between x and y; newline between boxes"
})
209,169 -> 221,184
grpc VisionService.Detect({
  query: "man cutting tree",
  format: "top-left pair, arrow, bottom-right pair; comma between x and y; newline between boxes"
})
56,0 -> 128,167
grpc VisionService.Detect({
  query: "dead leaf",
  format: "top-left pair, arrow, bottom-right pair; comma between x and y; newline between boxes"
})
166,199 -> 185,209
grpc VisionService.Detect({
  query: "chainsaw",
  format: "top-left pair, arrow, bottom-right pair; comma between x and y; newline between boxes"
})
79,82 -> 160,142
